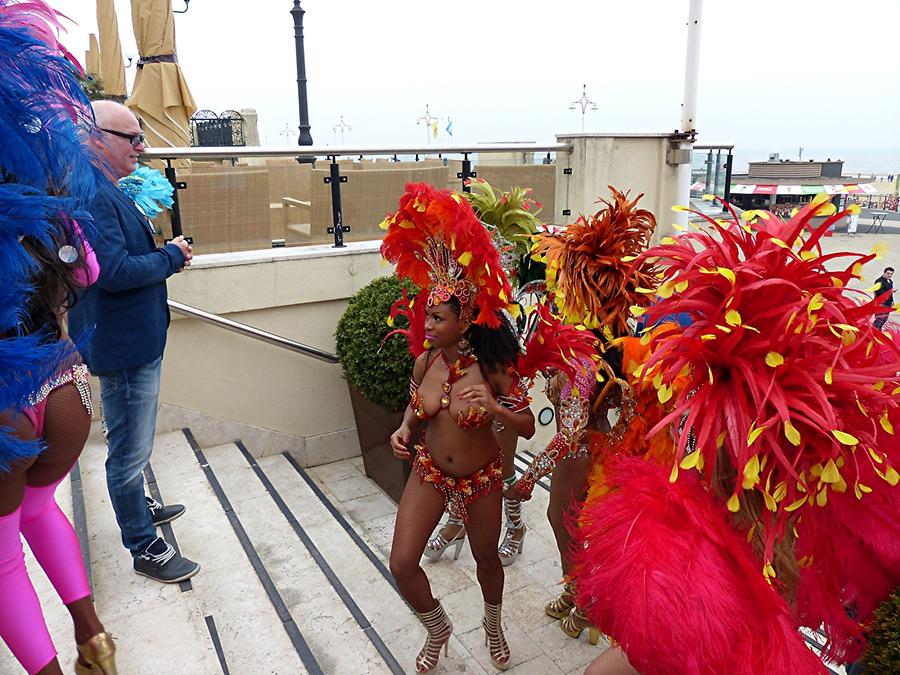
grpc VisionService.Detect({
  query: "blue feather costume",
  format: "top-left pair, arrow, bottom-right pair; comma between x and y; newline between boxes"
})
0,1 -> 98,470
118,166 -> 174,220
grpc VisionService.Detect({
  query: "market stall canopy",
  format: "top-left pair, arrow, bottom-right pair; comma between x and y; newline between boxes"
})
85,33 -> 100,77
729,183 -> 878,195
127,0 -> 196,149
97,0 -> 127,97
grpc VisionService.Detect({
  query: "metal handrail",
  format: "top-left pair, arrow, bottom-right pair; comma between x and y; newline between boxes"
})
143,142 -> 572,161
168,299 -> 340,364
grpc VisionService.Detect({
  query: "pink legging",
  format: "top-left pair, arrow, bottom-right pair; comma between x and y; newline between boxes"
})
0,478 -> 91,674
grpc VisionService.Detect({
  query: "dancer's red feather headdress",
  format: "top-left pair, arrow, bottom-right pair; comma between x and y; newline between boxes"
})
531,187 -> 658,335
380,183 -> 514,328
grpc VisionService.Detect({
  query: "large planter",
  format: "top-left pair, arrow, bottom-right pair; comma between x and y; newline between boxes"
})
335,275 -> 420,503
347,385 -> 411,503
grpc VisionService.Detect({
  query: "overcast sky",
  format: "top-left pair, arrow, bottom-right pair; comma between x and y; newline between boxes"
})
57,0 -> 899,173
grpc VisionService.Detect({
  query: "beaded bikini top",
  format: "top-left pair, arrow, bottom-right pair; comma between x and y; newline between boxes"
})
410,351 -> 494,429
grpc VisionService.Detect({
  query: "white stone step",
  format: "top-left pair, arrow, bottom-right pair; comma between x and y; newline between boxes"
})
256,452 -> 447,673
202,441 -> 392,674
146,431 -> 310,674
297,454 -> 605,673
76,430 -> 223,674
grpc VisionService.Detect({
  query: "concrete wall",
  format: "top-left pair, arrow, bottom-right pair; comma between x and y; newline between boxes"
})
554,133 -> 682,242
154,239 -> 560,464
158,242 -> 387,465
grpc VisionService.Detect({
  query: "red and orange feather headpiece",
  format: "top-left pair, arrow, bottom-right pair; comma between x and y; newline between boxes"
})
531,187 -> 658,335
380,183 -> 514,328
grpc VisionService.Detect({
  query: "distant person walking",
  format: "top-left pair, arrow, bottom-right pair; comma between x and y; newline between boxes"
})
873,266 -> 894,329
68,101 -> 200,584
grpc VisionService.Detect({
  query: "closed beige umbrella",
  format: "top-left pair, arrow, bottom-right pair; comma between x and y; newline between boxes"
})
127,0 -> 196,149
85,33 -> 101,77
97,0 -> 127,97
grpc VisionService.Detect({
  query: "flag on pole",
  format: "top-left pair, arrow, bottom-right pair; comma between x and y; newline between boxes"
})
431,120 -> 438,140
445,119 -> 453,137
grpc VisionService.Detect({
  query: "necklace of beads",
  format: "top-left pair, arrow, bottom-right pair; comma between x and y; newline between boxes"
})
438,350 -> 477,409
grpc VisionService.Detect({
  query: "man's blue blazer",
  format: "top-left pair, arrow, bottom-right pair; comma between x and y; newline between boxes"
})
69,170 -> 186,374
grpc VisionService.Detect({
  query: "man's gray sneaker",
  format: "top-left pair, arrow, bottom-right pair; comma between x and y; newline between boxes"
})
147,495 -> 186,527
134,537 -> 200,583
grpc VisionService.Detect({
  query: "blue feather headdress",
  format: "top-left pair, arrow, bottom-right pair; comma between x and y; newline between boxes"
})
0,0 -> 98,470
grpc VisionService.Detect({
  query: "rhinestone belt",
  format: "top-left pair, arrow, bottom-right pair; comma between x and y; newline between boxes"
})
28,363 -> 93,417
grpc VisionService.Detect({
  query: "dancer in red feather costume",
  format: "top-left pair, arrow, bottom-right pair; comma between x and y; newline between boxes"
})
509,188 -> 661,645
574,194 -> 900,674
382,183 -> 538,672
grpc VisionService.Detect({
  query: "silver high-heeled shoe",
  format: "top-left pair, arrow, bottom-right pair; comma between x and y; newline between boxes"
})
423,515 -> 466,560
498,497 -> 526,566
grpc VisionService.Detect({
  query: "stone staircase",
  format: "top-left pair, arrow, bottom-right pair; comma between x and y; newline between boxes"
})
0,427 -> 606,674
0,427 -> 850,674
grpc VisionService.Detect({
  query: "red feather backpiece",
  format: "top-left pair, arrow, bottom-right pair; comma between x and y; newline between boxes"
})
569,197 -> 900,667
635,197 -> 900,576
380,183 -> 514,329
573,457 -> 827,675
515,299 -> 600,385
794,420 -> 900,662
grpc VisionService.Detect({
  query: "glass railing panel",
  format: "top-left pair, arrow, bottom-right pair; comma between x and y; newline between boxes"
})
690,146 -> 732,201
143,145 -> 568,255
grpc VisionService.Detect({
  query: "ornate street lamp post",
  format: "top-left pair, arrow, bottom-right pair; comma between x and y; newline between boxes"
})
291,1 -> 313,147
333,115 -> 351,146
569,84 -> 598,133
417,104 -> 438,145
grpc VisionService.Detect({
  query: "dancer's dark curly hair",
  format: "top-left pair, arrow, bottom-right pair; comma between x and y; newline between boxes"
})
447,296 -> 519,373
17,220 -> 88,341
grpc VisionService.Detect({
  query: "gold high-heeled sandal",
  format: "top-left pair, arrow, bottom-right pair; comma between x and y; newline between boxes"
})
423,515 -> 466,561
74,632 -> 117,675
544,583 -> 575,619
482,601 -> 511,670
415,601 -> 453,673
560,607 -> 601,645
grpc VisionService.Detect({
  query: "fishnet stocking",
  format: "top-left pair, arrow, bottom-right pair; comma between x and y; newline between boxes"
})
27,382 -> 90,487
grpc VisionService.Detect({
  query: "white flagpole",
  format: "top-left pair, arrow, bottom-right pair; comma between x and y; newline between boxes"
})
675,0 -> 703,226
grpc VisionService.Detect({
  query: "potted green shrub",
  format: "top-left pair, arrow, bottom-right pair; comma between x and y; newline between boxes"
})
861,587 -> 900,673
336,275 -> 418,502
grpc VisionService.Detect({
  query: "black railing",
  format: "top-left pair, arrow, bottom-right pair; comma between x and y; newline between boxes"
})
692,144 -> 735,205
144,143 -> 571,249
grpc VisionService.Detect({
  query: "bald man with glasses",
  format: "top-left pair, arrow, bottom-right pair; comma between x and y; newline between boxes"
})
69,101 -> 200,584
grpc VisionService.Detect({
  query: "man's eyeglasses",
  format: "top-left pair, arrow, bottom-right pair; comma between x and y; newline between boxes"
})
99,128 -> 146,148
